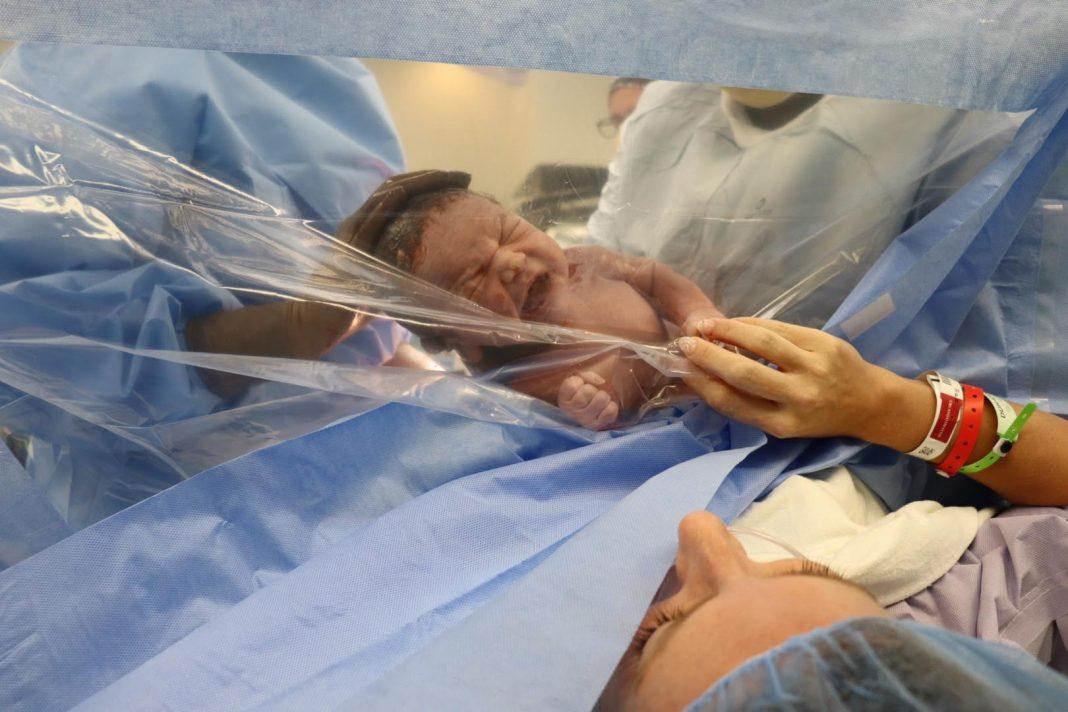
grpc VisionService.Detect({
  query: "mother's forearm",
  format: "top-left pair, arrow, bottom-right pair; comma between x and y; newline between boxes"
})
861,369 -> 1068,506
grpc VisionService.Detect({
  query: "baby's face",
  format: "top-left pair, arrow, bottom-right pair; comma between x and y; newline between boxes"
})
413,195 -> 669,349
413,195 -> 570,321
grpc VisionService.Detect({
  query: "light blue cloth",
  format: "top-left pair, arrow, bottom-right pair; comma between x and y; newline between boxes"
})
0,43 -> 407,540
0,3 -> 1066,111
0,403 -> 721,712
686,617 -> 1068,711
0,42 -> 404,234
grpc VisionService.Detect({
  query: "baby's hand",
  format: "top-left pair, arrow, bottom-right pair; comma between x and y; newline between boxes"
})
558,371 -> 620,430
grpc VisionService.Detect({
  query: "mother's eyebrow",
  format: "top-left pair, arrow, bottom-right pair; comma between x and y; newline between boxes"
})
773,567 -> 878,602
635,596 -> 714,678
638,569 -> 877,675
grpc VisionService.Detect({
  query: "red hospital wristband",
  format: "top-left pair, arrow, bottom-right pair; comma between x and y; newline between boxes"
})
936,384 -> 985,477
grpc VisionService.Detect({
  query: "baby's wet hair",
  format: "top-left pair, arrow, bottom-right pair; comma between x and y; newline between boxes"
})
364,187 -> 510,360
373,187 -> 470,271
373,188 -> 500,272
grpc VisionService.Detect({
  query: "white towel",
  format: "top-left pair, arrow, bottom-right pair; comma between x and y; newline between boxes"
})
733,467 -> 995,605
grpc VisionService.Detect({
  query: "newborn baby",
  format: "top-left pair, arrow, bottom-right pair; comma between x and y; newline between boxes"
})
347,170 -> 720,429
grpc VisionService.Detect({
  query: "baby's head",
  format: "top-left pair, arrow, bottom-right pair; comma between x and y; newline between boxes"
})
353,185 -> 570,322
346,171 -> 668,373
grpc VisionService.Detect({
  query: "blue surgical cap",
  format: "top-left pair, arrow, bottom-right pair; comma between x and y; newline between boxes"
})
685,617 -> 1068,711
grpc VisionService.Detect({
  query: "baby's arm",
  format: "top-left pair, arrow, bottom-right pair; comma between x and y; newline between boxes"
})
565,246 -> 721,333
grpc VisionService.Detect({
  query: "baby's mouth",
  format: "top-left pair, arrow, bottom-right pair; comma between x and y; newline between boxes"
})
520,271 -> 552,319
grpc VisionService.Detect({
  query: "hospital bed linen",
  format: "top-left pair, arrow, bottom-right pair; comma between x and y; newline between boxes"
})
889,506 -> 1068,674
735,467 -> 993,606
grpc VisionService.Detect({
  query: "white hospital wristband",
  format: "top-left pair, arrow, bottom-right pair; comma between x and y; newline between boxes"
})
985,392 -> 1016,437
907,372 -> 964,461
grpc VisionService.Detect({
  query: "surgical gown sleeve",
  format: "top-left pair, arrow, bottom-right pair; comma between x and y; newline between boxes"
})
0,44 -> 408,534
0,43 -> 410,364
586,82 -> 1018,324
586,81 -> 697,254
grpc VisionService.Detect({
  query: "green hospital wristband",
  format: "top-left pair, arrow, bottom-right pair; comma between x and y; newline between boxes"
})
959,401 -> 1038,475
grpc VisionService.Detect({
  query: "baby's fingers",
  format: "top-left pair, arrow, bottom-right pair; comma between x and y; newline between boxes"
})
591,400 -> 619,430
577,389 -> 613,419
563,383 -> 601,410
578,371 -> 606,387
559,375 -> 586,403
558,373 -> 619,430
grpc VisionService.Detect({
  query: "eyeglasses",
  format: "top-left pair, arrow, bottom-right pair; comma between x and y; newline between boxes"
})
596,116 -> 623,139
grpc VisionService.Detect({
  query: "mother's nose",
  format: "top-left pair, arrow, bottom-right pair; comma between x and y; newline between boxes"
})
678,511 -> 730,544
676,511 -> 749,583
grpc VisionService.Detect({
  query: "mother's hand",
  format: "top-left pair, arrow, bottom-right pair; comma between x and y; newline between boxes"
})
678,317 -> 929,444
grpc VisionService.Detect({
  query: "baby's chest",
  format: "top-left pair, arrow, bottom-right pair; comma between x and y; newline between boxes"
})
562,277 -> 668,343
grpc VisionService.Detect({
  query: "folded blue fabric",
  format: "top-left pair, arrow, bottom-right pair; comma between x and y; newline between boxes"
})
1,2 -> 1065,110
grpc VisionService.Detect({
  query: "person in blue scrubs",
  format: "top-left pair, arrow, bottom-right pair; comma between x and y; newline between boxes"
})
0,43 -> 408,533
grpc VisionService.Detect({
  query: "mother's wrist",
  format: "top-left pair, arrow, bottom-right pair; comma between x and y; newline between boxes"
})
852,368 -> 935,452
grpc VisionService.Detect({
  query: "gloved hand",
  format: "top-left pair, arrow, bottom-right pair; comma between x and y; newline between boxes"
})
185,299 -> 365,398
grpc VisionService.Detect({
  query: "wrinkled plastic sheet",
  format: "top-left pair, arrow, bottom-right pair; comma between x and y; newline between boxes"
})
1,2 -> 1067,111
346,73 -> 1068,712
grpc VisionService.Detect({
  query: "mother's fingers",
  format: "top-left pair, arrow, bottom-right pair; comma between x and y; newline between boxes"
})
678,337 -> 791,402
697,319 -> 808,371
682,370 -> 779,425
732,317 -> 828,351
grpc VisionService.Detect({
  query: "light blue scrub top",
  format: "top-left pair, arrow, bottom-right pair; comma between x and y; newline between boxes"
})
589,82 -> 1019,325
